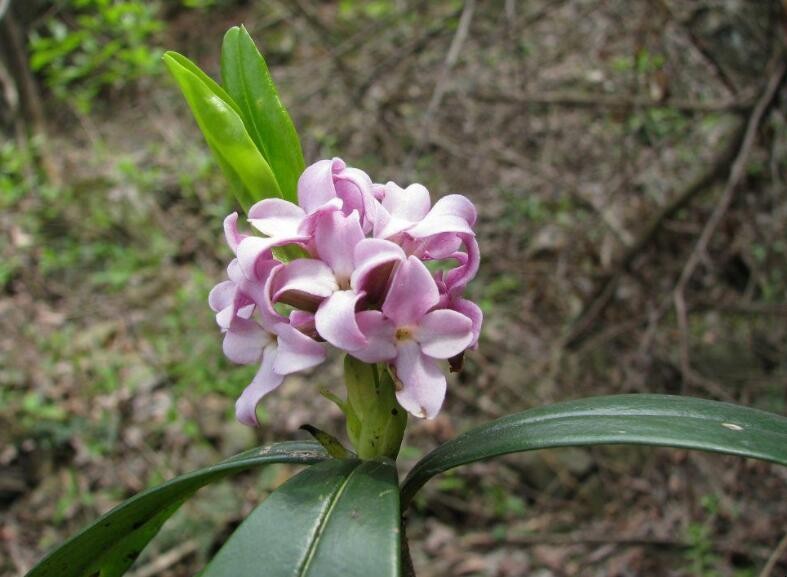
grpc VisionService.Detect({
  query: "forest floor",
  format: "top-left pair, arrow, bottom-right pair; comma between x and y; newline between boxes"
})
2,1 -> 786,576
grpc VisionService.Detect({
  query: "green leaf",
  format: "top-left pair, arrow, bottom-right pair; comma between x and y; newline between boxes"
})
163,51 -> 283,211
300,424 -> 354,459
202,458 -> 400,577
27,441 -> 327,577
221,26 -> 304,204
401,394 -> 787,507
163,51 -> 241,116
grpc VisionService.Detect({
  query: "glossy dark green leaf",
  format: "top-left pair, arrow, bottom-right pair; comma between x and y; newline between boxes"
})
164,51 -> 282,211
26,441 -> 327,577
221,26 -> 304,204
401,394 -> 787,507
202,458 -> 401,577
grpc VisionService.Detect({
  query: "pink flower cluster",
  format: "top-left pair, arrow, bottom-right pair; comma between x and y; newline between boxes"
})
209,158 -> 482,425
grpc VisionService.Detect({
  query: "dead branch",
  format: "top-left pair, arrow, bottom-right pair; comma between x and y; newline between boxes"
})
127,540 -> 199,577
354,10 -> 459,101
562,118 -> 747,350
673,56 -> 786,390
421,0 -> 476,138
283,0 -> 359,97
759,532 -> 787,577
657,0 -> 740,97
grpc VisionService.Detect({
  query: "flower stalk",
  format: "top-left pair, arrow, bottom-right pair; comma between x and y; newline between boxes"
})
343,356 -> 407,459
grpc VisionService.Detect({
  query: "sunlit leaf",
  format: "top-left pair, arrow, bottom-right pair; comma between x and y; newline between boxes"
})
401,394 -> 787,507
164,51 -> 282,211
26,441 -> 327,577
221,26 -> 304,204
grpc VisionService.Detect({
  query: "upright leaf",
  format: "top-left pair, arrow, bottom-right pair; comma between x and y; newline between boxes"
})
26,441 -> 327,577
202,458 -> 401,577
401,394 -> 787,507
221,26 -> 304,203
164,51 -> 282,211
164,51 -> 241,116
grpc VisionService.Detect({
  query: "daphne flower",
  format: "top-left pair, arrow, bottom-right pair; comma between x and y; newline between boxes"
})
269,211 -> 405,352
209,158 -> 482,424
210,261 -> 326,426
353,256 -> 474,418
245,157 -> 376,243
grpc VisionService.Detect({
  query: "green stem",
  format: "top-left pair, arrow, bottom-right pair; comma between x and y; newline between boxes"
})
344,356 -> 407,460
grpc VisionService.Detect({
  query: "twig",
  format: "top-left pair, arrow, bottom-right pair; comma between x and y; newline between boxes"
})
127,540 -> 199,577
284,0 -> 358,97
759,532 -> 787,577
421,0 -> 476,136
472,90 -> 751,113
354,9 -> 459,100
673,57 -> 786,390
562,117 -> 746,350
656,0 -> 740,97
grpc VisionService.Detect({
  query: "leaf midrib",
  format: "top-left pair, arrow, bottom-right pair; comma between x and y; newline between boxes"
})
230,38 -> 272,172
295,462 -> 360,577
417,409 -> 787,467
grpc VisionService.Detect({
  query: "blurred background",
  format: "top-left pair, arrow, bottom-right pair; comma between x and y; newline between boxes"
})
1,1 -> 786,575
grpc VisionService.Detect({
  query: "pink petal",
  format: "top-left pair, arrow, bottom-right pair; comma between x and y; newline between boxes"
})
289,310 -> 316,332
271,258 -> 338,311
434,194 -> 477,224
334,167 -> 373,219
381,182 -> 431,222
298,197 -> 343,237
215,305 -> 235,330
452,298 -> 483,348
314,210 -> 364,284
417,309 -> 473,359
248,198 -> 306,238
314,290 -> 367,352
235,344 -> 283,427
444,234 -> 480,295
382,256 -> 440,327
353,310 -> 397,363
371,183 -> 386,201
374,183 -> 432,239
223,212 -> 247,254
393,341 -> 446,419
209,280 -> 235,313
351,238 -> 405,302
273,323 -> 327,375
298,158 -> 342,214
374,212 -> 413,241
254,263 -> 288,328
237,235 -> 308,281
422,233 -> 462,259
223,318 -> 271,365
407,195 -> 477,239
227,259 -> 244,284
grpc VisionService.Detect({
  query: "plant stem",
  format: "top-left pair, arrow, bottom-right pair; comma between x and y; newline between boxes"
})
401,516 -> 417,577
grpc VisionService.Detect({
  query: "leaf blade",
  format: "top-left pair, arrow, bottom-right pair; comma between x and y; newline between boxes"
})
202,458 -> 401,577
401,394 -> 787,507
26,441 -> 327,577
163,51 -> 283,211
221,26 -> 304,204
